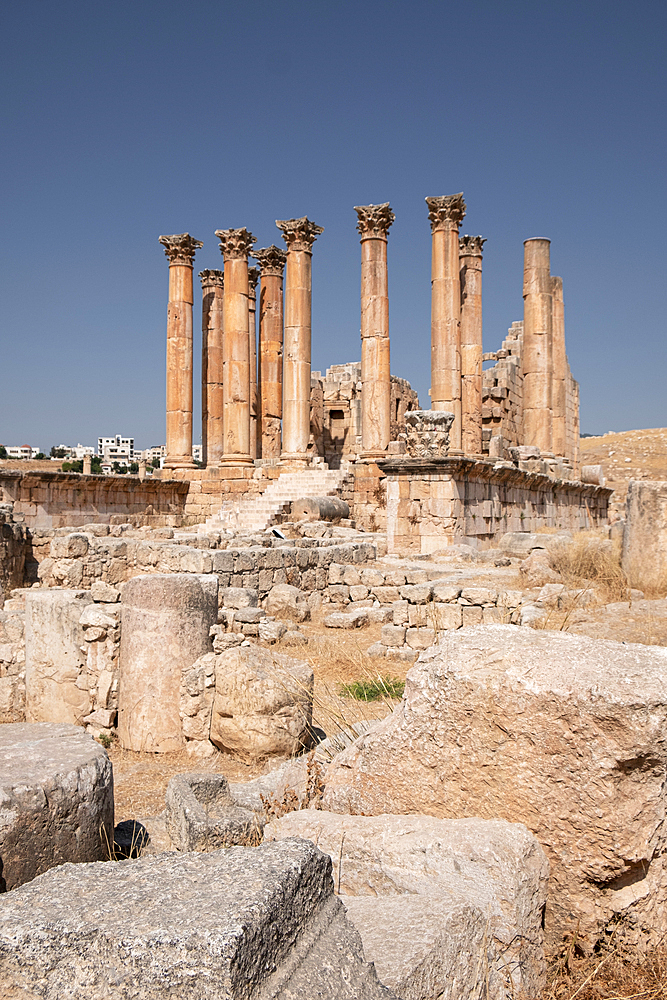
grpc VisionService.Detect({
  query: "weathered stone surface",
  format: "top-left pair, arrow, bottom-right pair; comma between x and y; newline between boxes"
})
0,722 -> 113,891
0,838 -> 394,999
324,609 -> 369,629
90,580 -> 120,603
266,810 -> 548,999
24,589 -> 93,725
291,496 -> 350,522
118,574 -> 218,753
165,773 -> 260,850
221,586 -> 258,609
210,645 -> 314,761
322,624 -> 667,953
266,582 -> 311,622
622,480 -> 667,590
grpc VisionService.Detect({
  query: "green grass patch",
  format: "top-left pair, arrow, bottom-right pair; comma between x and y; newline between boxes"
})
339,675 -> 405,702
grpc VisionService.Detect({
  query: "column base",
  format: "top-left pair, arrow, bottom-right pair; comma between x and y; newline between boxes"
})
219,454 -> 253,468
280,452 -> 309,466
359,450 -> 388,462
163,456 -> 196,470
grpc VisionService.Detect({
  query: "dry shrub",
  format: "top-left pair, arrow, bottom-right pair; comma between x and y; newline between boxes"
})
550,533 -> 630,604
539,936 -> 667,1000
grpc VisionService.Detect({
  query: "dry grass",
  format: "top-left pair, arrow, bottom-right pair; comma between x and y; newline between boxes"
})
549,532 -> 629,604
537,938 -> 667,1000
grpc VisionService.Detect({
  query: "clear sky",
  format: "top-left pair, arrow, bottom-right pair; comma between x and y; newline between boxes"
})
1,0 -> 665,451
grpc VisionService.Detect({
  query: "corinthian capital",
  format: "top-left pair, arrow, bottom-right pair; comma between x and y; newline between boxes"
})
252,245 -> 288,276
459,235 -> 486,257
354,203 -> 395,241
248,266 -> 260,295
159,233 -> 203,266
275,217 -> 324,253
215,228 -> 257,261
425,194 -> 466,233
199,269 -> 224,289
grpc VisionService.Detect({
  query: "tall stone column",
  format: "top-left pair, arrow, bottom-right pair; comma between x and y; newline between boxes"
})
248,266 -> 259,460
523,238 -> 553,453
253,245 -> 287,459
354,203 -> 395,459
199,269 -> 224,467
426,194 -> 466,451
551,275 -> 567,459
214,227 -> 257,467
276,216 -> 324,463
459,235 -> 486,456
159,233 -> 202,470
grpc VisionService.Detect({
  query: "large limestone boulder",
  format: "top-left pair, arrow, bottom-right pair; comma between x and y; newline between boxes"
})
0,722 -> 113,891
322,624 -> 667,954
118,573 -> 218,753
0,839 -> 394,999
622,480 -> 667,590
210,644 -> 314,762
266,810 -> 548,1000
24,588 -> 93,724
266,582 -> 311,622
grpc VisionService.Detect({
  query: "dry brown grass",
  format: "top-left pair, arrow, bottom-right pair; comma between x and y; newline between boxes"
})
537,938 -> 667,1000
549,533 -> 629,604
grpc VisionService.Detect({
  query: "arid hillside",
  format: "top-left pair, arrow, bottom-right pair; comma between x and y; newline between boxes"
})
580,427 -> 667,514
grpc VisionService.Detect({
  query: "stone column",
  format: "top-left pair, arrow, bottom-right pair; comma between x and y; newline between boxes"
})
459,235 -> 486,456
199,269 -> 224,467
276,217 -> 324,464
354,203 -> 395,459
214,228 -> 257,466
82,454 -> 92,475
159,233 -> 203,470
523,238 -> 553,453
248,266 -> 259,460
426,194 -> 466,451
551,275 -> 567,459
253,245 -> 287,459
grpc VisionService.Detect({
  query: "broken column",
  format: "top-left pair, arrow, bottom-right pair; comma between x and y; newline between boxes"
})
426,194 -> 466,452
200,269 -> 225,467
248,266 -> 259,460
354,202 -> 395,459
159,233 -> 203,471
214,228 -> 257,467
551,275 -> 567,459
254,245 -> 287,459
523,238 -> 553,454
459,235 -> 486,456
117,573 -> 218,753
276,217 -> 324,464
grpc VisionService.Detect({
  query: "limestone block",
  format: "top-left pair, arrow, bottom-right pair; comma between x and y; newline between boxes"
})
328,584 -> 350,603
406,627 -> 435,650
360,567 -> 386,588
460,587 -> 497,606
210,645 -> 314,762
0,839 -> 392,1000
324,609 -> 369,629
381,625 -> 406,646
50,533 -> 89,559
266,583 -> 310,622
0,722 -> 113,891
322,625 -> 667,953
622,481 -> 667,590
371,586 -> 401,604
118,574 -> 218,753
180,651 -> 217,741
90,580 -> 120,603
25,589 -> 93,725
392,600 -> 409,625
165,773 -> 260,850
461,606 -> 483,627
431,603 -> 463,630
400,583 -> 434,604
349,584 -> 369,602
407,604 -> 428,627
221,586 -> 258,609
266,810 -> 548,1000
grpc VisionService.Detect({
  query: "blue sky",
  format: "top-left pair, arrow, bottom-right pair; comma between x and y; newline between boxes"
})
1,0 -> 665,450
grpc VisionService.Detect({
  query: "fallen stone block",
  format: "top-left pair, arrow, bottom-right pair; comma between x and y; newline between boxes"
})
266,810 -> 547,1000
322,624 -> 667,954
221,586 -> 258,609
266,582 -> 311,622
0,839 -> 394,999
165,773 -> 260,850
0,722 -> 113,891
324,609 -> 369,629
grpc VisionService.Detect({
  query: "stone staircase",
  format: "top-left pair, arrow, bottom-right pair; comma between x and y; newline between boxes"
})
205,467 -> 350,533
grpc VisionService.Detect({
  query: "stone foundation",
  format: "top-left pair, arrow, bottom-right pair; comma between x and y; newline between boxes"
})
381,456 -> 612,555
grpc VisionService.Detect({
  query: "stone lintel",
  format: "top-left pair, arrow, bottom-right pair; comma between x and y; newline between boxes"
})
354,203 -> 395,241
252,245 -> 287,276
159,233 -> 203,266
275,217 -> 324,253
215,228 -> 256,261
425,194 -> 466,233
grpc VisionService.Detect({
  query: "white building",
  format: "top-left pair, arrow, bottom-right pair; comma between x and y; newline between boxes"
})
72,443 -> 95,460
98,435 -> 134,464
141,445 -> 166,467
5,445 -> 41,459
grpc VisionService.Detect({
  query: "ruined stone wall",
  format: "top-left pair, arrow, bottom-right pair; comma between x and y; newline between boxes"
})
0,507 -> 26,600
173,466 -> 282,523
382,457 -> 612,555
482,322 -> 525,456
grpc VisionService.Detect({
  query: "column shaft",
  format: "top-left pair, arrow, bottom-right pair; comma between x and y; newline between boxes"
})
160,233 -> 202,470
200,270 -> 224,467
551,275 -> 567,459
523,238 -> 553,453
248,268 -> 259,460
426,195 -> 466,451
459,236 -> 486,456
254,246 -> 287,459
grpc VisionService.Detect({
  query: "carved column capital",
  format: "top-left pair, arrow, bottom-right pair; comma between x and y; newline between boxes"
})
215,228 -> 256,261
459,235 -> 486,257
425,194 -> 466,233
159,233 -> 203,266
199,269 -> 224,289
276,217 -> 324,253
354,203 -> 395,241
248,266 -> 260,295
252,245 -> 288,276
